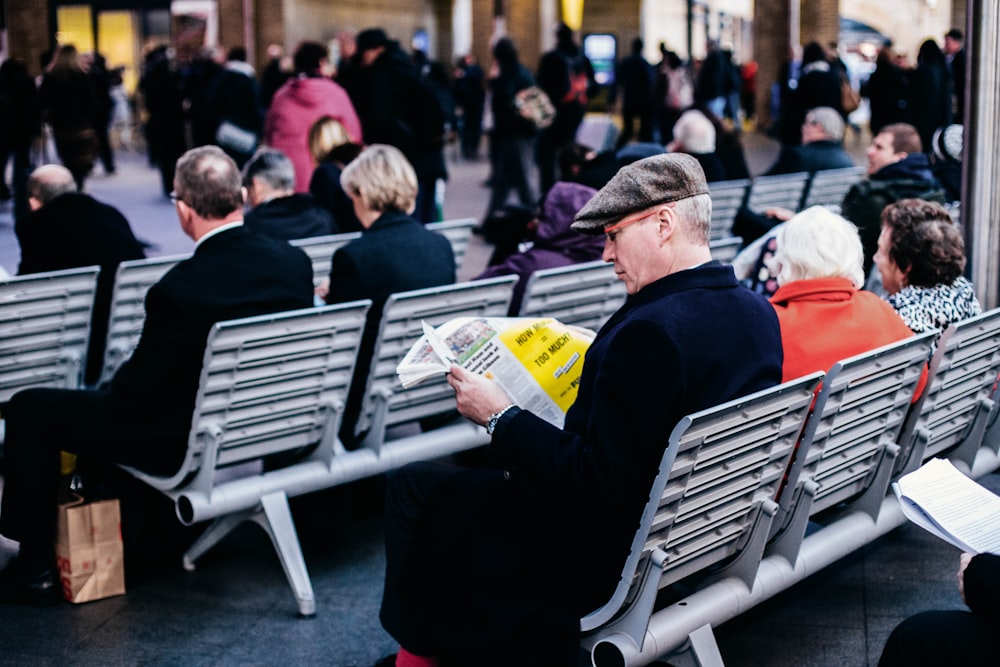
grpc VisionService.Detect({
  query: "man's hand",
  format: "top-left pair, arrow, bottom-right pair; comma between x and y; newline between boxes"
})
763,206 -> 795,221
959,552 -> 974,603
447,365 -> 514,426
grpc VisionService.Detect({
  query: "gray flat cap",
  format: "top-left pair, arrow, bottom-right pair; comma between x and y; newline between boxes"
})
572,152 -> 709,234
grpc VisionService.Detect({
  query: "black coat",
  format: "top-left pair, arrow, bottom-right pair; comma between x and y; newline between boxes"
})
108,225 -> 314,474
908,61 -> 952,151
16,193 -> 147,385
205,64 -> 263,163
309,162 -> 363,233
325,210 -> 456,441
245,193 -> 335,241
863,62 -> 907,135
389,264 -> 784,664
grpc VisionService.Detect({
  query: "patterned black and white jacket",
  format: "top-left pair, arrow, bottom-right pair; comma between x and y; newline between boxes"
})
887,276 -> 982,334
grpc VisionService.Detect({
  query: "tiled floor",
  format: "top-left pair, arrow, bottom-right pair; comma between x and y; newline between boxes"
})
1,472 -> 994,666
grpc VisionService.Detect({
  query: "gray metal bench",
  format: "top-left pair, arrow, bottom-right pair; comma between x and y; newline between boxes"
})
98,254 -> 186,386
427,217 -> 476,272
801,166 -> 865,210
517,260 -> 627,331
290,232 -> 360,286
768,332 -> 936,564
119,301 -> 371,618
896,308 -> 1000,476
746,171 -> 811,212
0,266 -> 99,401
353,276 -> 519,453
708,178 -> 751,240
581,373 -> 821,666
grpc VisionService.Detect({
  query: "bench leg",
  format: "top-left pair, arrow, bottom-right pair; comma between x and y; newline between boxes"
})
182,511 -> 249,571
252,491 -> 316,618
180,492 -> 316,618
668,624 -> 726,667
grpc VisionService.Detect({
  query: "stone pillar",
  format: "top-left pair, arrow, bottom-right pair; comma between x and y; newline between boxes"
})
964,0 -> 1000,308
7,0 -> 51,77
952,0 -> 967,35
253,0 -> 285,69
799,0 -> 839,49
217,0 -> 244,52
752,0 -> 791,129
431,0 -> 454,64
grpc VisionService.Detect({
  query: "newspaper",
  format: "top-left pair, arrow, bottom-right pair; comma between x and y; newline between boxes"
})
397,317 -> 596,428
892,458 -> 1000,554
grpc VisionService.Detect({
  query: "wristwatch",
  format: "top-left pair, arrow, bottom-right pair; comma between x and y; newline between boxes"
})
486,404 -> 516,436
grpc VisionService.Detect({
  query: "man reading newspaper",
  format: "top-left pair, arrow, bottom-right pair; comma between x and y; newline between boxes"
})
377,153 -> 784,667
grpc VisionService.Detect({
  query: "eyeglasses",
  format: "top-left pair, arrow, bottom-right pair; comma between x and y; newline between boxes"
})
169,191 -> 181,205
604,208 -> 660,242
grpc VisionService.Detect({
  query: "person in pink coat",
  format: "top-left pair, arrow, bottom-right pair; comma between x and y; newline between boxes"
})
264,41 -> 362,192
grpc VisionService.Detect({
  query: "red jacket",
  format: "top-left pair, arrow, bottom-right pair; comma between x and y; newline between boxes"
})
771,277 -> 921,385
264,76 -> 363,193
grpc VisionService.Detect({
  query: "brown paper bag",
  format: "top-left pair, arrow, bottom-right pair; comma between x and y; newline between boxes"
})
56,498 -> 126,603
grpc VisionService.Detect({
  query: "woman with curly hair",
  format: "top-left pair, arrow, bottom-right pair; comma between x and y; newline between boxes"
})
874,198 -> 981,333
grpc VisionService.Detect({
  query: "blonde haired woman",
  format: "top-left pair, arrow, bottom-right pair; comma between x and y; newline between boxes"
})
308,115 -> 363,232
324,144 -> 456,445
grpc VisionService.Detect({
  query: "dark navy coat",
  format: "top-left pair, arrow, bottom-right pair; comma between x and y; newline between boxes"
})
397,262 -> 784,664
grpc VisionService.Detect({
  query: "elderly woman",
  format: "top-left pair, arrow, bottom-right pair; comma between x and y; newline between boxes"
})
769,206 -> 917,382
324,145 -> 455,444
874,198 -> 981,333
324,144 -> 454,306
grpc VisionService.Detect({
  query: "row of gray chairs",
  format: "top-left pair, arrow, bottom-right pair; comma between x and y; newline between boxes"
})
581,309 -> 1000,666
709,166 -> 866,241
0,235 -> 750,409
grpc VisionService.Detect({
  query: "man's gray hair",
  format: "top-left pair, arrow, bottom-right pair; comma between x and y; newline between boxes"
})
241,148 -> 296,192
805,106 -> 845,142
673,192 -> 712,244
174,146 -> 243,220
27,165 -> 76,205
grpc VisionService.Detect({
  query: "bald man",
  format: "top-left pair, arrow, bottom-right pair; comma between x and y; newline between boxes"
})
0,147 -> 315,606
16,164 -> 146,384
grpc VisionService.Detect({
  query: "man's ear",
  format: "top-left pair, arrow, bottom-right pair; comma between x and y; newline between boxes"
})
27,196 -> 42,212
655,204 -> 676,245
241,185 -> 249,205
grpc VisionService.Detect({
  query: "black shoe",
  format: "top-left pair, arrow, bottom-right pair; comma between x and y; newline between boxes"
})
0,558 -> 62,607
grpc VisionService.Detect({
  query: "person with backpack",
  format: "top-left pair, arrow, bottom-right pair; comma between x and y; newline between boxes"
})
350,28 -> 448,223
655,44 -> 692,145
536,22 -> 595,195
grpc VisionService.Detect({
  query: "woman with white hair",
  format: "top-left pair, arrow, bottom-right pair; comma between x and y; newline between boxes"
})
768,206 -> 917,382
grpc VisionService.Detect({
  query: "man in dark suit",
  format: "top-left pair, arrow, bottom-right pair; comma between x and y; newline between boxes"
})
0,146 -> 314,606
16,164 -> 147,385
243,148 -> 335,240
763,106 -> 855,176
732,106 -> 858,246
376,154 -> 783,666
